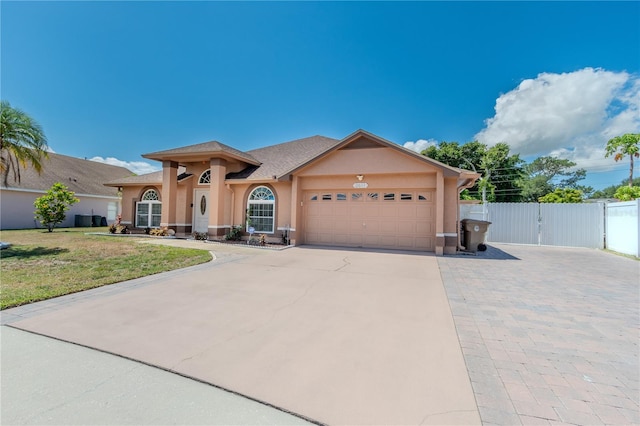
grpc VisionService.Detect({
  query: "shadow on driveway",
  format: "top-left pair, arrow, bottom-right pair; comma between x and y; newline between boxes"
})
448,244 -> 520,260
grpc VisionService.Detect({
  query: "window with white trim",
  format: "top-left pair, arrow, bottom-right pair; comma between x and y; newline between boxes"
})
247,186 -> 275,233
199,170 -> 211,184
136,189 -> 162,227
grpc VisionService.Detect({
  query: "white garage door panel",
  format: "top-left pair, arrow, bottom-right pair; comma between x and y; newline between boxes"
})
416,222 -> 433,233
380,221 -> 397,232
334,205 -> 348,216
398,222 -> 416,234
381,205 -> 398,217
348,235 -> 363,246
304,190 -> 435,251
417,205 -> 433,219
398,206 -> 417,218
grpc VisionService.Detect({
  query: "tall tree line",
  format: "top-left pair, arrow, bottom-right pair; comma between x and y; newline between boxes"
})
421,141 -> 591,202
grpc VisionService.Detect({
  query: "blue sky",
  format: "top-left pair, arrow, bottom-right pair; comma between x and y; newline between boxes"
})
2,1 -> 639,191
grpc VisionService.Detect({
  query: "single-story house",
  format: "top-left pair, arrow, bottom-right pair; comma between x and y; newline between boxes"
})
1,152 -> 133,230
106,130 -> 479,254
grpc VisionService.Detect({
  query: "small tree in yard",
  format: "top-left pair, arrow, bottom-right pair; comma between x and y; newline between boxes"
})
538,188 -> 583,203
34,182 -> 79,232
613,185 -> 640,201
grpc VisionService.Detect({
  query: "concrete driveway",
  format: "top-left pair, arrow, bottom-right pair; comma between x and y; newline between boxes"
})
4,243 -> 480,425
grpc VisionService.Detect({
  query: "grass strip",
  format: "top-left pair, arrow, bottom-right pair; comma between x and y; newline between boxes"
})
0,228 -> 212,309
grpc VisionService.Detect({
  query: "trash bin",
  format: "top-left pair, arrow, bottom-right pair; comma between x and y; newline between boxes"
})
91,215 -> 102,227
461,219 -> 491,252
75,215 -> 92,227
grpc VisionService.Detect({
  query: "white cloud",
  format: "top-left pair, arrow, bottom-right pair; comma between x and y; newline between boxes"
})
475,68 -> 640,172
89,156 -> 160,175
403,138 -> 437,153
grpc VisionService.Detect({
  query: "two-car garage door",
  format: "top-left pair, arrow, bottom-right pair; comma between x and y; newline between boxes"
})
303,189 -> 435,251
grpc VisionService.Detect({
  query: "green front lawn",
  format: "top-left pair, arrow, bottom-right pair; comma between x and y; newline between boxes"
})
0,228 -> 212,309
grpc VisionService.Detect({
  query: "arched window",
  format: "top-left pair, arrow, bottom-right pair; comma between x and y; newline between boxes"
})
136,189 -> 161,228
199,170 -> 211,185
141,189 -> 160,201
247,186 -> 275,233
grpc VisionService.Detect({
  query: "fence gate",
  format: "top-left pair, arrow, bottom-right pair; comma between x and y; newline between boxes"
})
486,203 -> 539,245
485,203 -> 605,249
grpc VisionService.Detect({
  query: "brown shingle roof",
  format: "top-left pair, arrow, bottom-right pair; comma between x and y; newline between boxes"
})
1,152 -> 133,196
226,135 -> 341,180
116,130 -> 471,186
143,140 -> 260,165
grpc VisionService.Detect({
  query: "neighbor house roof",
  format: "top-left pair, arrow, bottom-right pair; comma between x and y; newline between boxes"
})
1,152 -> 133,197
105,167 -> 189,187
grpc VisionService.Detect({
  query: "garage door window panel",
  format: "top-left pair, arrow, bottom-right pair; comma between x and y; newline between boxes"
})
418,192 -> 432,201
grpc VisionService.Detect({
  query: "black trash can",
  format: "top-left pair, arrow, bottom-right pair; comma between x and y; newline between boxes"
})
75,215 -> 92,227
91,215 -> 102,227
461,219 -> 492,252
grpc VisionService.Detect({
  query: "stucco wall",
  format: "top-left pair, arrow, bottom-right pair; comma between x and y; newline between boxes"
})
444,178 -> 459,231
1,189 -> 120,230
298,173 -> 436,190
299,147 -> 440,176
227,182 -> 293,234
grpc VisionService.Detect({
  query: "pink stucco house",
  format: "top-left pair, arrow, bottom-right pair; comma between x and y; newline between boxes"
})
106,130 -> 478,254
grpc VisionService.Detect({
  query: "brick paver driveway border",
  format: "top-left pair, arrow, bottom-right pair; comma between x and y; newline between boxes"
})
438,244 -> 639,425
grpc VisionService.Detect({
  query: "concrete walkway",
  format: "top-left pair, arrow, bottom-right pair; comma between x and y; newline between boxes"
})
1,327 -> 310,425
438,244 -> 640,425
3,242 -> 480,425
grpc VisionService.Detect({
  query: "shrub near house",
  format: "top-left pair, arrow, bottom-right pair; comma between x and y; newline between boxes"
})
34,183 -> 79,232
613,186 -> 640,201
538,188 -> 583,203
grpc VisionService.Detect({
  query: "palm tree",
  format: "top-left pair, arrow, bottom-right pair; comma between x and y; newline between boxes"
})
0,101 -> 49,186
605,133 -> 640,188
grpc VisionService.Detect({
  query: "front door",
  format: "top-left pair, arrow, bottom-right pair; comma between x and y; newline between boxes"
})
194,189 -> 209,233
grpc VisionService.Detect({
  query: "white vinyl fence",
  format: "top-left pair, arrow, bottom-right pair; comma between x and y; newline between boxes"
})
461,202 -> 606,249
606,200 -> 640,257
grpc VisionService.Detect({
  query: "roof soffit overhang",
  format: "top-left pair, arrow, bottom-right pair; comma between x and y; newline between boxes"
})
225,178 -> 285,185
285,129 -> 469,178
457,171 -> 481,190
142,151 -> 261,166
142,141 -> 261,166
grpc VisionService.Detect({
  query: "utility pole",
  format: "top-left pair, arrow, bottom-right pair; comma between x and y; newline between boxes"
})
481,169 -> 490,221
